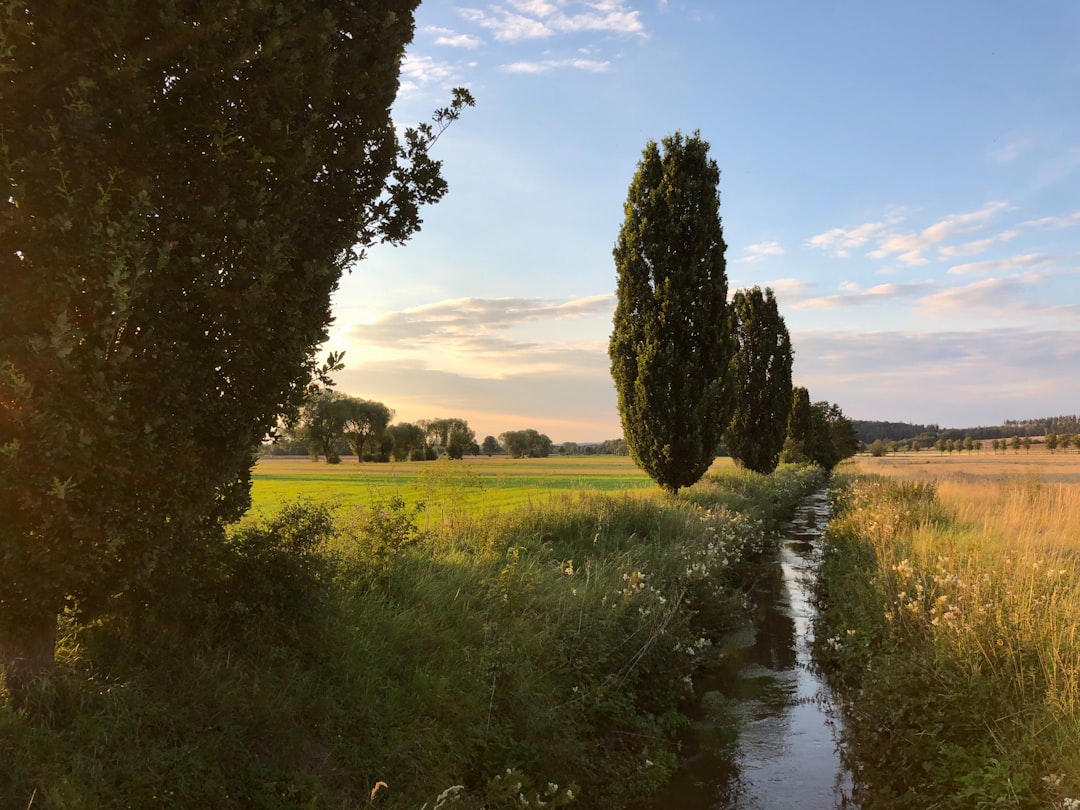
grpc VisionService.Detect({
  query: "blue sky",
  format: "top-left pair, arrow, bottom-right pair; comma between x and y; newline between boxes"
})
328,0 -> 1080,442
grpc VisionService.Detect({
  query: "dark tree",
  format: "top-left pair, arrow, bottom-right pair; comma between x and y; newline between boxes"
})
388,422 -> 426,462
298,391 -> 350,463
0,0 -> 471,702
420,418 -> 476,460
724,287 -> 793,474
806,402 -> 859,471
609,131 -> 734,494
480,435 -> 502,456
780,386 -> 812,464
499,429 -> 553,459
341,399 -> 393,462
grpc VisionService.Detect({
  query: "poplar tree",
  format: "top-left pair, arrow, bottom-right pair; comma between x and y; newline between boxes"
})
609,131 -> 734,493
780,386 -> 813,464
0,0 -> 471,702
724,287 -> 793,474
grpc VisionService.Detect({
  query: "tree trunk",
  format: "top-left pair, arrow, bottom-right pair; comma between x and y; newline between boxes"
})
1,612 -> 57,709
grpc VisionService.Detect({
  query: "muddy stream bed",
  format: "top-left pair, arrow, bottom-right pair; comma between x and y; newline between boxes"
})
645,490 -> 856,809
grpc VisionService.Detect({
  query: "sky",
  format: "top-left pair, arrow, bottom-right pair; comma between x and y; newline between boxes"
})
327,0 -> 1080,443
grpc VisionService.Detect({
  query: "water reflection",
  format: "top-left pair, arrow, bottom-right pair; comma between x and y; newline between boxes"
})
645,492 -> 855,809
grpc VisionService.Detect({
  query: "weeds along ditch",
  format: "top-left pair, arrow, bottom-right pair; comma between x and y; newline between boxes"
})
815,473 -> 1080,809
0,464 -> 825,809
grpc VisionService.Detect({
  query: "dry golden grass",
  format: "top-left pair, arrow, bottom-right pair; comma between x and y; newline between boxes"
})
833,447 -> 1080,794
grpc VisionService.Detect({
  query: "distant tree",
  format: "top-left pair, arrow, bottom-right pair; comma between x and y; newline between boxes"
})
869,439 -> 887,457
601,438 -> 629,456
421,418 -> 476,460
1022,436 -> 1032,453
780,387 -> 812,464
1011,435 -> 1022,453
962,436 -> 974,453
974,440 -> 983,453
560,442 -> 579,456
935,438 -> 946,454
481,436 -> 502,456
298,392 -> 350,464
724,287 -> 793,475
609,131 -> 734,494
388,423 -> 426,462
1063,434 -> 1074,453
805,402 -> 859,471
1045,433 -> 1059,453
499,429 -> 554,459
341,399 -> 393,462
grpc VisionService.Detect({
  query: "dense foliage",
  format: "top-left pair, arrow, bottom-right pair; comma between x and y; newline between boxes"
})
724,287 -> 793,474
609,131 -> 734,493
0,0 -> 471,699
0,466 -> 826,808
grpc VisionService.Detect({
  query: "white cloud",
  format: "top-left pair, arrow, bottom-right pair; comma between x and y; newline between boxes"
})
504,57 -> 610,73
458,2 -> 644,42
937,229 -> 1019,259
1021,210 -> 1080,229
424,26 -> 485,48
399,53 -> 460,92
738,241 -> 784,263
989,132 -> 1034,163
946,253 -> 1056,276
868,201 -> 1010,265
792,329 -> 1080,426
792,282 -> 933,310
805,220 -> 891,257
351,294 -> 614,350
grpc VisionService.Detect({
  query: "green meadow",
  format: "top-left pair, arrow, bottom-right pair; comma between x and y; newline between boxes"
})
250,455 -> 739,519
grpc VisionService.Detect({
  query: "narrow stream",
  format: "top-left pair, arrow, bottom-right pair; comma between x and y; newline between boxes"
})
645,491 -> 856,809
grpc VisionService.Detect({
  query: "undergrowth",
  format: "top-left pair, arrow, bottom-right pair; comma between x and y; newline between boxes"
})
0,464 -> 824,809
816,474 -> 1080,809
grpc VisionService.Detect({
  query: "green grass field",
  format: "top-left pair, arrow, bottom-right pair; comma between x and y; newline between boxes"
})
250,455 -> 739,520
250,454 -> 651,516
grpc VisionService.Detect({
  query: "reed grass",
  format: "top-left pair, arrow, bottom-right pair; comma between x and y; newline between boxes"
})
818,461 -> 1080,809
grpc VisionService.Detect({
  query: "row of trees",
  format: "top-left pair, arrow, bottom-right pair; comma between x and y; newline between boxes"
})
609,131 -> 856,492
288,392 -> 479,462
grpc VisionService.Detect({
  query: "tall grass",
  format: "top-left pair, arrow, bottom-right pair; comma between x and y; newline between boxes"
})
817,474 -> 1080,809
1,464 -> 825,809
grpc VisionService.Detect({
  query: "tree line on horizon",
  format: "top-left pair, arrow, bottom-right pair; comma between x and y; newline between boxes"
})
263,393 -> 630,462
854,414 -> 1080,445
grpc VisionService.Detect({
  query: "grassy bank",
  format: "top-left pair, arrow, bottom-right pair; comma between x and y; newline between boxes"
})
816,472 -> 1080,809
1,464 -> 823,809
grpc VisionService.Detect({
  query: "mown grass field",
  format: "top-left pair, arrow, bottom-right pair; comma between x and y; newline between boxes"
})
250,455 -> 739,520
818,445 -> 1080,808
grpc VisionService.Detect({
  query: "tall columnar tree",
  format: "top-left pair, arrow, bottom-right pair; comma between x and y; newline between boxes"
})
780,386 -> 813,464
609,131 -> 734,494
0,0 -> 472,702
724,287 -> 793,474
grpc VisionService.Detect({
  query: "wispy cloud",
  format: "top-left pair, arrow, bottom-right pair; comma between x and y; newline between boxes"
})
805,220 -> 891,257
1021,210 -> 1080,229
424,26 -> 485,48
398,54 -> 461,95
792,282 -> 933,310
919,274 -> 1080,322
989,131 -> 1034,163
937,229 -> 1019,259
504,57 -> 610,73
793,328 -> 1080,425
351,294 -> 614,352
738,241 -> 784,263
946,253 -> 1056,275
868,201 -> 1010,265
458,1 -> 645,41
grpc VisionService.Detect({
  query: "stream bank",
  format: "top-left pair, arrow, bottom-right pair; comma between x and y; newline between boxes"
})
645,490 -> 856,809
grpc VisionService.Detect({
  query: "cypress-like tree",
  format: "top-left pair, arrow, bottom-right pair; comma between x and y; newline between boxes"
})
609,131 -> 734,493
780,386 -> 813,464
725,287 -> 793,474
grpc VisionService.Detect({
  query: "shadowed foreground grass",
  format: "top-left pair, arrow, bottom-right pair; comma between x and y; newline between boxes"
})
816,461 -> 1080,809
1,464 -> 822,809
